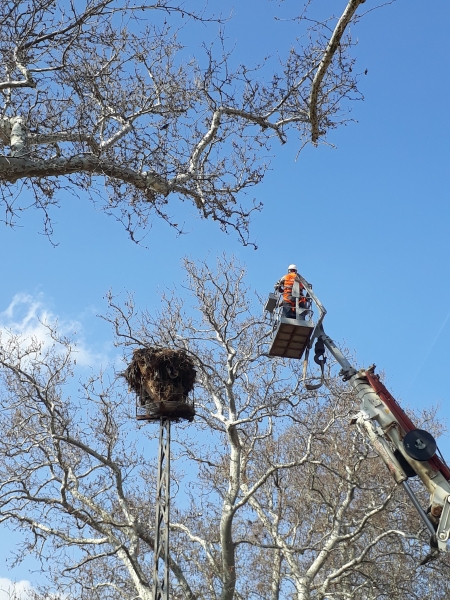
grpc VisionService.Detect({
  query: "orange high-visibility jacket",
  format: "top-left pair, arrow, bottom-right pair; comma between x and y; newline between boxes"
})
278,272 -> 305,306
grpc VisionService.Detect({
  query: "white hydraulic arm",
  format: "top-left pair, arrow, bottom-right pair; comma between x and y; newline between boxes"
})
282,276 -> 450,558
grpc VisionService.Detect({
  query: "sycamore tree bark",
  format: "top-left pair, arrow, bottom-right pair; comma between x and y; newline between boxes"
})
0,256 -> 448,600
0,0 -> 368,243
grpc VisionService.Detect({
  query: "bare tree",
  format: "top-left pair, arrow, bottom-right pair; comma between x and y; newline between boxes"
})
0,255 -> 447,600
0,0 -> 368,243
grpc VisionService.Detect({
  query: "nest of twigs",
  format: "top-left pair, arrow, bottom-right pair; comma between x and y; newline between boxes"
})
124,348 -> 196,420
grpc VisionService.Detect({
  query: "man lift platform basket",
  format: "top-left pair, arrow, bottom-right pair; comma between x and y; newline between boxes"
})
267,307 -> 314,359
265,264 -> 325,360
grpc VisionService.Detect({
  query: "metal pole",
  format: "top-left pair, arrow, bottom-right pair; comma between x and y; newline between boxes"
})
152,417 -> 171,600
401,480 -> 437,537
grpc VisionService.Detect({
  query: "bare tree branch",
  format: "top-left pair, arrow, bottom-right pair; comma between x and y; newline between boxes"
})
309,0 -> 366,143
0,0 -> 371,243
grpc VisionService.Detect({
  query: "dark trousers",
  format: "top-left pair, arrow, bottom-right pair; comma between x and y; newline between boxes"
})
283,301 -> 306,319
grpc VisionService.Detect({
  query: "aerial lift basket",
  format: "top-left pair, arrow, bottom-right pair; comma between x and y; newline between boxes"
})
269,316 -> 314,359
266,280 -> 318,360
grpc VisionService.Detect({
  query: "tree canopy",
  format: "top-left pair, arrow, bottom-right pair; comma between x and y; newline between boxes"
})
0,0 -> 367,243
0,257 -> 448,600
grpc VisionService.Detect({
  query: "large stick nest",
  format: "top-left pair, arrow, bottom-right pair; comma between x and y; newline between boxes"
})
124,347 -> 196,406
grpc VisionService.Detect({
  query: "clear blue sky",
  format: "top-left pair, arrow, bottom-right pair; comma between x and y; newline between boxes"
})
0,0 -> 449,587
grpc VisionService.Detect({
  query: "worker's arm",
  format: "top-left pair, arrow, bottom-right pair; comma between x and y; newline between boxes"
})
274,276 -> 285,291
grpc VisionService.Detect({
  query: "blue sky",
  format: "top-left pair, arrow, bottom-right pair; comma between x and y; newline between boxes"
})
0,0 -> 449,588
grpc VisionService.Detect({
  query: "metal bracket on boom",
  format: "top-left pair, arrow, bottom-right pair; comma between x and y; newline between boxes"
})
437,497 -> 450,545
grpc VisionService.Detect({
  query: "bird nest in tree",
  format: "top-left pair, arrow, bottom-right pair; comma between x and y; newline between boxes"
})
124,347 -> 196,422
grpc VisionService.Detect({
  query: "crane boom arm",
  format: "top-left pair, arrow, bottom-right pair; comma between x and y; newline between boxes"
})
265,274 -> 450,555
316,324 -> 450,553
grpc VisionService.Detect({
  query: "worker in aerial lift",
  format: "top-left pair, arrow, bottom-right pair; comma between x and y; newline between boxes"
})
274,264 -> 309,319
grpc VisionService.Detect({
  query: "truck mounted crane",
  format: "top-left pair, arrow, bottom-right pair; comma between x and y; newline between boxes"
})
265,276 -> 450,562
